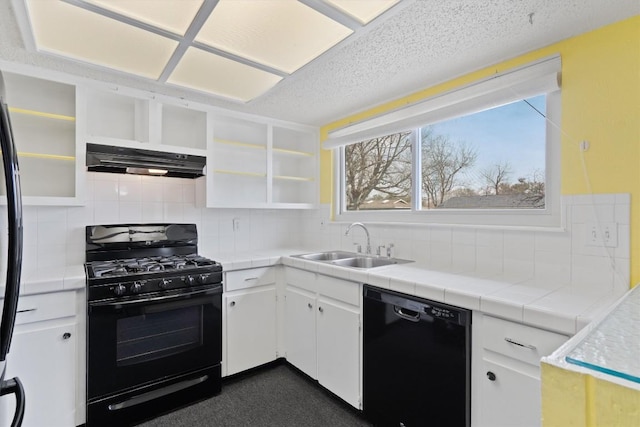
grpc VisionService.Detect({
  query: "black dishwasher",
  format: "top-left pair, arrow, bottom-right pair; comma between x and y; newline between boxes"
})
363,286 -> 471,427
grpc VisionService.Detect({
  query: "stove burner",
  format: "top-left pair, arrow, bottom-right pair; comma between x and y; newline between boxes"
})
91,255 -> 216,278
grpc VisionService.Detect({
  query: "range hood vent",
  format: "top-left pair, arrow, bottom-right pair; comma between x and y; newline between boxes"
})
86,143 -> 206,179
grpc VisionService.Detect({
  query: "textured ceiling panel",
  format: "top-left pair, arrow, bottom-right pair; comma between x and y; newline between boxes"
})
26,0 -> 178,79
83,0 -> 204,35
324,0 -> 400,24
196,0 -> 353,73
167,47 -> 283,102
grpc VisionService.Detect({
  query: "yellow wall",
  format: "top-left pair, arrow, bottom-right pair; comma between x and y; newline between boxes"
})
541,362 -> 640,426
320,16 -> 640,286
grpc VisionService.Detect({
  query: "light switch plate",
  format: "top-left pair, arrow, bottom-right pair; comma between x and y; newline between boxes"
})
585,221 -> 618,247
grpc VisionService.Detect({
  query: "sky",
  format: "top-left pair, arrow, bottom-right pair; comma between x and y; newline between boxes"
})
427,95 -> 546,191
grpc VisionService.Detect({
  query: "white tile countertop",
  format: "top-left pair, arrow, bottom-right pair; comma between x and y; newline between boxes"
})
1,265 -> 86,297
218,248 -> 623,336
10,248 -> 624,336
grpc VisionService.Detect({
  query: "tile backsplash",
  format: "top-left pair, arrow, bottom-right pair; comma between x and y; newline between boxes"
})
300,194 -> 630,293
14,172 -> 304,275
1,171 -> 631,293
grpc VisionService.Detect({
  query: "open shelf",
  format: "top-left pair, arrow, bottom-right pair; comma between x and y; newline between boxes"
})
274,175 -> 315,181
273,147 -> 314,157
214,138 -> 266,150
8,107 -> 75,122
213,169 -> 267,177
18,152 -> 75,161
1,70 -> 80,203
201,117 -> 318,208
161,104 -> 207,150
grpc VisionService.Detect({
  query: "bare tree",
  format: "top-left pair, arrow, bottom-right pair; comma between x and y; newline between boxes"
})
450,186 -> 478,198
345,131 -> 412,210
480,161 -> 512,195
508,170 -> 545,207
421,127 -> 477,207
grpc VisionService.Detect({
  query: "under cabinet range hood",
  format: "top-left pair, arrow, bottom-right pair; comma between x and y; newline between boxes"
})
86,143 -> 206,178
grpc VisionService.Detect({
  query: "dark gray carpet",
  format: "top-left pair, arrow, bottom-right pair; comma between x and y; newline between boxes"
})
138,363 -> 372,427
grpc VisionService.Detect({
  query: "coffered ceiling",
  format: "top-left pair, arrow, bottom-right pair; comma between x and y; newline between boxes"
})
3,1 -> 639,125
17,0 -> 399,102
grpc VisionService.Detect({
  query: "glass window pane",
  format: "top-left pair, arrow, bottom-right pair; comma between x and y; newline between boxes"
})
421,95 -> 546,209
345,131 -> 412,211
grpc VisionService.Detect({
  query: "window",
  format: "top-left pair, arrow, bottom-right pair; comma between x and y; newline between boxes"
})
420,95 -> 546,210
331,56 -> 561,227
345,131 -> 412,210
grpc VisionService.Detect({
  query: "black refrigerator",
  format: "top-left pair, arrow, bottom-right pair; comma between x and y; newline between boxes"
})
0,70 -> 25,427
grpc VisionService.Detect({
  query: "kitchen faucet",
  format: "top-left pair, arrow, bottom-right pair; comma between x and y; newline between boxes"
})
345,222 -> 371,255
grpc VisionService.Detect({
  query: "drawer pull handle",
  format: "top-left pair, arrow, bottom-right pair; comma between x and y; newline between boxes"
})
63,332 -> 72,340
486,371 -> 496,381
17,308 -> 37,313
244,277 -> 258,282
504,337 -> 536,350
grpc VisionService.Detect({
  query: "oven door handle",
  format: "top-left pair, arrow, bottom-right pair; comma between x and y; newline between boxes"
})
89,286 -> 222,309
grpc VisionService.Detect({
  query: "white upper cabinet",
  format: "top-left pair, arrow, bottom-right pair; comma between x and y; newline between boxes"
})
1,62 -> 317,208
208,116 -> 269,206
198,114 -> 318,208
80,85 -> 209,155
272,125 -> 317,205
1,67 -> 84,205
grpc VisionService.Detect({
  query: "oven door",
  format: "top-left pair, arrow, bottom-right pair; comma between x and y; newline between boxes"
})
87,284 -> 222,400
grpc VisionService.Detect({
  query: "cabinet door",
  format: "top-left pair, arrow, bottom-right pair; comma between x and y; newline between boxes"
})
225,287 -> 277,376
480,359 -> 541,427
284,287 -> 317,379
1,323 -> 76,427
316,298 -> 360,409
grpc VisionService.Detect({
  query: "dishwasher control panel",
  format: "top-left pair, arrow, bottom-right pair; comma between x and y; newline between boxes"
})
425,304 -> 458,321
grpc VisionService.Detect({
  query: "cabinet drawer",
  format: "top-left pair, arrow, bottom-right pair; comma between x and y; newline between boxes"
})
317,275 -> 359,306
14,291 -> 76,325
285,267 -> 316,293
482,315 -> 568,366
226,267 -> 275,291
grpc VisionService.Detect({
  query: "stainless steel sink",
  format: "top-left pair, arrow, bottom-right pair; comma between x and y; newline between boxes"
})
293,251 -> 413,269
332,256 -> 407,269
296,251 -> 356,261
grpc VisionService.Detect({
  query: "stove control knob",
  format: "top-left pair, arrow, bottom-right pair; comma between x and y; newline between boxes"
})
185,276 -> 196,286
113,284 -> 126,296
130,281 -> 143,294
197,274 -> 208,284
158,278 -> 171,289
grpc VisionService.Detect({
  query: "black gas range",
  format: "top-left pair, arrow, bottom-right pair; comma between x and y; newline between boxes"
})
86,253 -> 223,301
84,224 -> 223,427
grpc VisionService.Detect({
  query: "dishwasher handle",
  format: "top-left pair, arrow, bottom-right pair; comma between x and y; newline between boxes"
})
393,305 -> 420,322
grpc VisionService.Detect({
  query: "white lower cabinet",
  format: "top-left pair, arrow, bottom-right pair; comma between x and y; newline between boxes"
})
1,291 -> 77,427
284,287 -> 317,378
473,313 -> 569,427
224,267 -> 278,376
316,297 -> 360,408
284,267 -> 362,409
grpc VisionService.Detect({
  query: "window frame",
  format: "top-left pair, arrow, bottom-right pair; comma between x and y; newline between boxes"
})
334,90 -> 561,229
